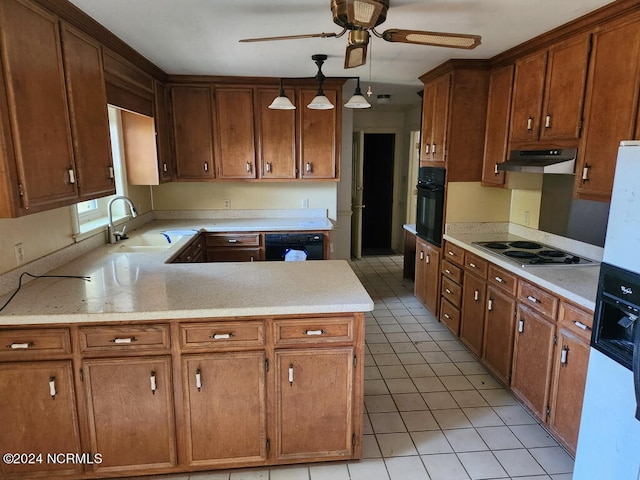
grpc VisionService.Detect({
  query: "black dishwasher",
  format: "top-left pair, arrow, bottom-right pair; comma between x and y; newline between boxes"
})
264,233 -> 325,260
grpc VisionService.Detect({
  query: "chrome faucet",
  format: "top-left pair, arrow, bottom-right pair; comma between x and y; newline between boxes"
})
107,196 -> 138,243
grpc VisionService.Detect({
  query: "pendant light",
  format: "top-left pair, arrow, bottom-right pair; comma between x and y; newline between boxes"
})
344,77 -> 371,108
307,54 -> 335,110
268,79 -> 296,110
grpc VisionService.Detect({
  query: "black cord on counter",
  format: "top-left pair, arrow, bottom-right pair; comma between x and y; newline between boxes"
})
0,272 -> 91,313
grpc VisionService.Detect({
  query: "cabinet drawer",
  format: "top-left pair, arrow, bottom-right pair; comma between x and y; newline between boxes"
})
442,241 -> 465,267
0,328 -> 71,358
464,252 -> 488,278
441,276 -> 462,308
488,264 -> 518,295
205,234 -> 260,247
441,259 -> 463,283
518,280 -> 559,319
558,301 -> 593,342
180,321 -> 265,349
439,298 -> 461,336
206,247 -> 262,262
273,317 -> 354,346
80,325 -> 170,352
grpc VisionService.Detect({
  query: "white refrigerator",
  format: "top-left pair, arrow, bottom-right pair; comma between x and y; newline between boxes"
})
573,141 -> 640,479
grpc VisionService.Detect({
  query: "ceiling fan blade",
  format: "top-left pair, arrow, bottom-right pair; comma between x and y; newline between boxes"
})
381,29 -> 481,49
239,32 -> 338,43
344,44 -> 367,69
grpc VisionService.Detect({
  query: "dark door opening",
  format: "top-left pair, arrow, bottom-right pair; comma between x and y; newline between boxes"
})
362,133 -> 395,256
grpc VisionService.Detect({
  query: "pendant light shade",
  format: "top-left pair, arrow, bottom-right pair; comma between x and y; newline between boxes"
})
269,80 -> 296,110
344,78 -> 371,108
307,54 -> 334,110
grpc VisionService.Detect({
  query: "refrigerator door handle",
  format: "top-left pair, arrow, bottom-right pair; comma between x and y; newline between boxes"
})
634,322 -> 640,421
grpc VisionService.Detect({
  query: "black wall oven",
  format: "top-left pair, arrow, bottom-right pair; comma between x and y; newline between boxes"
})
416,166 -> 445,247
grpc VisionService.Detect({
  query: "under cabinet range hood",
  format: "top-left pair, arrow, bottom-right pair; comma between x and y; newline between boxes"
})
497,148 -> 577,174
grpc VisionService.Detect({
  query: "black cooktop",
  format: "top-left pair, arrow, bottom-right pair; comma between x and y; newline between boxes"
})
472,240 -> 598,267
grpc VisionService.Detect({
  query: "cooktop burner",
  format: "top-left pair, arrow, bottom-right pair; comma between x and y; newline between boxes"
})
472,240 -> 598,267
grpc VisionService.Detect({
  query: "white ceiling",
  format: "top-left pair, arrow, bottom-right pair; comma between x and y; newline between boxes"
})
68,0 -> 614,108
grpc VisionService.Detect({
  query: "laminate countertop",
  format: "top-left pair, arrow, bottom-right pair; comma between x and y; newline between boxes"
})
0,221 -> 373,326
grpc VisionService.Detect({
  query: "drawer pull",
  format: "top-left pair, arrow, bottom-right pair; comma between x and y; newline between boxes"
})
195,369 -> 202,392
443,313 -> 451,319
305,330 -> 325,336
560,346 -> 569,366
527,116 -> 533,131
469,262 -> 477,268
266,162 -> 272,173
112,337 -> 137,344
474,290 -> 479,301
494,276 -> 504,283
518,319 -> 525,333
9,342 -> 33,349
526,295 -> 539,304
545,114 -> 552,129
445,269 -> 452,274
49,376 -> 56,399
246,162 -> 252,172
573,321 -> 592,331
445,288 -> 452,294
228,239 -> 239,243
448,251 -> 456,257
288,364 -> 294,385
68,168 -> 76,184
425,254 -> 430,264
150,370 -> 157,395
211,333 -> 233,340
306,162 -> 312,173
487,299 -> 493,311
419,251 -> 424,260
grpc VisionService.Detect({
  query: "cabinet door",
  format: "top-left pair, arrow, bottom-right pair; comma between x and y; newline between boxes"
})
414,237 -> 428,305
424,244 -> 441,316
431,74 -> 450,163
183,352 -> 267,467
299,88 -> 338,179
482,64 -> 513,186
154,80 -> 174,182
539,34 -> 591,141
482,286 -> 516,384
420,83 -> 435,163
215,87 -> 257,179
511,305 -> 555,420
0,0 -> 77,210
0,361 -> 82,477
275,347 -> 354,461
548,330 -> 590,455
460,273 -> 486,356
83,356 -> 177,474
576,16 -> 640,201
171,85 -> 215,180
509,50 -> 547,143
61,23 -> 115,200
257,87 -> 296,178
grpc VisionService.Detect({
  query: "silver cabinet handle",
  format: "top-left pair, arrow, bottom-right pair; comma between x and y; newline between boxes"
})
195,368 -> 202,392
526,295 -> 539,304
560,346 -> 569,366
109,166 -> 115,178
288,364 -> 294,385
445,269 -> 452,274
112,337 -> 137,344
518,319 -> 525,333
162,163 -> 168,172
246,162 -> 251,172
443,313 -> 451,319
432,143 -> 436,154
204,162 -> 209,172
68,168 -> 76,184
150,370 -> 157,395
266,162 -> 272,173
474,290 -> 479,301
487,299 -> 493,311
425,254 -> 430,264
527,117 -> 533,130
9,342 -> 32,349
419,251 -> 424,260
49,376 -> 56,399
305,162 -> 312,173
573,321 -> 592,331
425,143 -> 430,154
445,288 -> 452,294
305,330 -> 325,336
494,276 -> 504,283
582,164 -> 590,182
469,262 -> 477,269
227,239 -> 238,243
545,114 -> 552,128
448,251 -> 456,257
211,333 -> 233,339
494,163 -> 499,174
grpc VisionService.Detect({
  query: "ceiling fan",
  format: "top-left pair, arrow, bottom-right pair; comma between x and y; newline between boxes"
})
239,0 -> 481,69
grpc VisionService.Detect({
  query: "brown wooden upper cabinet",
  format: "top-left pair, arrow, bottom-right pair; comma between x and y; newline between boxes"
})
214,86 -> 257,179
575,14 -> 640,201
481,64 -> 514,187
420,74 -> 450,164
154,80 -> 175,182
299,88 -> 340,180
171,85 -> 216,180
256,87 -> 297,179
509,34 -> 591,145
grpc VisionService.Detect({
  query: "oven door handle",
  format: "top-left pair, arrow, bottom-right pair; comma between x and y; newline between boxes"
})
634,320 -> 640,421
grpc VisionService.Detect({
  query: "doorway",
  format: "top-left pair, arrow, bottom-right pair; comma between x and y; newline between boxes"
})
361,133 -> 395,255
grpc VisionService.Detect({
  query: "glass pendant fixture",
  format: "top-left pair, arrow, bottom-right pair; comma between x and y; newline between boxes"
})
344,77 -> 371,109
307,54 -> 334,110
268,79 -> 296,110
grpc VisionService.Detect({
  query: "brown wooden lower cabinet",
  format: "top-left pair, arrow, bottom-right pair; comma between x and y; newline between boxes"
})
414,237 -> 440,315
460,272 -> 487,356
482,286 -> 516,384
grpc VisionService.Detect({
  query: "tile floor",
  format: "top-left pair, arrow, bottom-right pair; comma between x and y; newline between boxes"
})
140,255 -> 575,480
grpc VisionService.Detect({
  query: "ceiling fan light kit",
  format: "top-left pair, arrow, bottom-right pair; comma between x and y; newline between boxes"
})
240,0 -> 482,70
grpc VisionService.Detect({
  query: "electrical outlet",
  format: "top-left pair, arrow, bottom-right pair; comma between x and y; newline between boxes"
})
224,199 -> 231,209
524,211 -> 530,226
14,243 -> 24,266
302,198 -> 309,208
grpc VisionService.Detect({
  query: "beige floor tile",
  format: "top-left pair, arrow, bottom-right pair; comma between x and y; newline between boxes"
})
365,395 -> 397,413
267,466 -> 310,480
529,447 -> 575,475
362,434 -> 382,458
421,351 -> 452,364
379,365 -> 409,379
430,362 -> 463,376
451,390 -> 489,408
365,379 -> 390,395
413,341 -> 442,352
428,330 -> 457,341
413,376 -> 446,393
510,424 -> 559,448
369,344 -> 395,354
391,342 -> 419,353
407,332 -> 434,342
444,428 -> 489,452
347,459 -> 390,480
400,410 -> 439,431
432,408 -> 473,429
411,430 -> 454,455
455,361 -> 488,375
436,340 -> 468,351
385,456 -> 430,480
476,425 -> 524,450
421,453 -> 471,480
369,412 -> 407,433
404,364 -> 436,378
396,352 -> 427,365
385,378 -> 418,394
440,375 -> 474,391
479,388 -> 520,406
364,366 -> 383,380
229,470 -> 269,480
385,332 -> 411,343
445,350 -> 476,362
402,324 -> 427,333
457,451 -> 508,480
380,324 -> 404,333
493,405 -> 538,425
376,432 -> 418,457
366,333 -> 390,344
373,353 -> 402,366
493,448 -> 547,477
363,414 -> 373,435
188,472 -> 231,480
392,392 -> 427,411
422,391 -> 459,410
466,374 -> 503,390
309,462 -> 350,480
